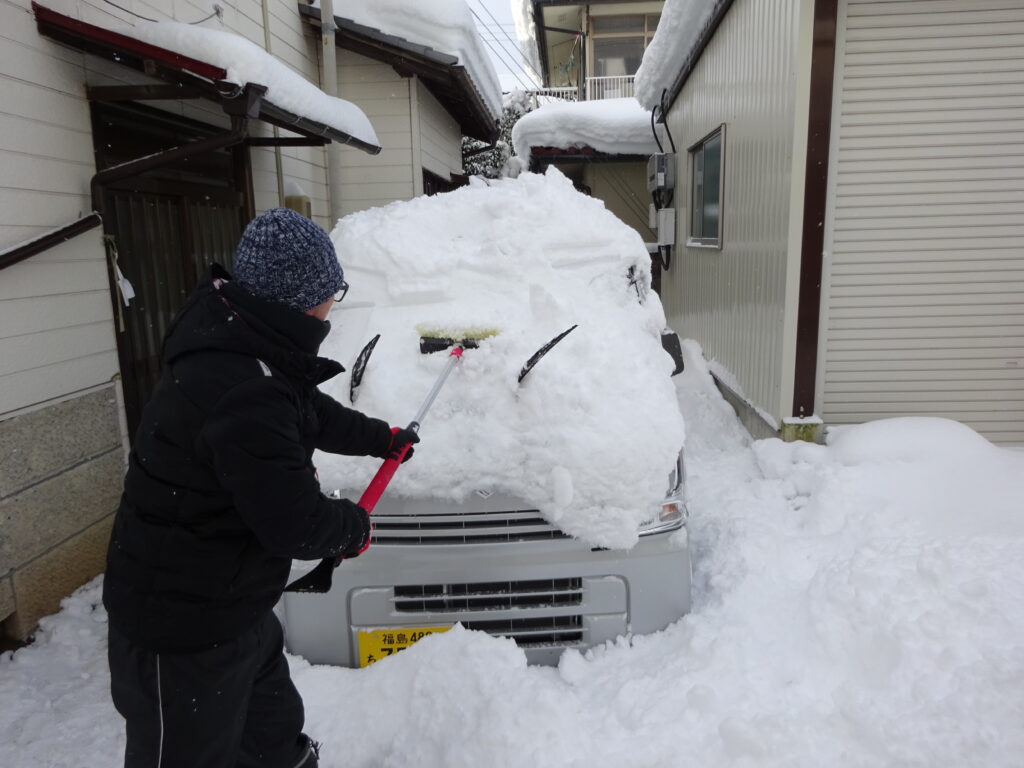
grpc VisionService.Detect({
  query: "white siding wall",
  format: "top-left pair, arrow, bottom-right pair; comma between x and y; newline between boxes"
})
335,50 -> 414,216
0,0 -> 332,417
661,0 -> 805,425
821,0 -> 1024,444
416,80 -> 463,180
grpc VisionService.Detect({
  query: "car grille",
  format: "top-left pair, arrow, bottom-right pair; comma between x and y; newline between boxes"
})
371,509 -> 570,545
392,578 -> 585,647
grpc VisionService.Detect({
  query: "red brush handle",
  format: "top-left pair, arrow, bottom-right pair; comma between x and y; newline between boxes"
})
357,441 -> 413,513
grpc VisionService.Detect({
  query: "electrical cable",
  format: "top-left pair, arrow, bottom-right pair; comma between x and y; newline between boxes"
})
470,0 -> 544,83
101,0 -> 219,25
468,7 -> 535,90
659,89 -> 677,152
650,104 -> 664,153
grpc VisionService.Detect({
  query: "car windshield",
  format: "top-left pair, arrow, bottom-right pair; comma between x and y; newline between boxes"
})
316,169 -> 685,549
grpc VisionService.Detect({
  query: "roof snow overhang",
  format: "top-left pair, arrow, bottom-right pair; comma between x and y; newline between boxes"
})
299,4 -> 498,143
32,2 -> 381,154
656,0 -> 735,114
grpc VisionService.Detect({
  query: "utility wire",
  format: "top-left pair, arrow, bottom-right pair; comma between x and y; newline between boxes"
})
101,0 -> 219,25
470,0 -> 544,83
468,7 -> 534,91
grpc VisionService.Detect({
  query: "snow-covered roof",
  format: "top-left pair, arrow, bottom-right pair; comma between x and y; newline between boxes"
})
317,169 -> 684,549
510,0 -> 543,85
511,98 -> 659,159
125,21 -> 379,148
316,0 -> 503,121
634,0 -> 718,110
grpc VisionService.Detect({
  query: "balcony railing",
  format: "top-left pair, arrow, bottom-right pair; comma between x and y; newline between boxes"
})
521,75 -> 637,104
585,75 -> 635,101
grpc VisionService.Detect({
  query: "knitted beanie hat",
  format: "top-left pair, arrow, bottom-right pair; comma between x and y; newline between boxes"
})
232,208 -> 345,312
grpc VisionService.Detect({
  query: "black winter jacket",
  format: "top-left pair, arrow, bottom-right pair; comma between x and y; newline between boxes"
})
103,265 -> 393,652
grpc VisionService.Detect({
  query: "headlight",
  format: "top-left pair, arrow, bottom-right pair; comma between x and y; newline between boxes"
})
638,496 -> 687,536
638,450 -> 688,536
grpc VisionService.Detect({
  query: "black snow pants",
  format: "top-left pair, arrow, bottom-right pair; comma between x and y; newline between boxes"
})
108,611 -> 318,768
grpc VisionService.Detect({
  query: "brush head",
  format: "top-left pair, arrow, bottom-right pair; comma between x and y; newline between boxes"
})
417,325 -> 500,354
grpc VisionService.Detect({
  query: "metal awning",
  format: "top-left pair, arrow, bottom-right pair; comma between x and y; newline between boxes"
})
32,2 -> 381,154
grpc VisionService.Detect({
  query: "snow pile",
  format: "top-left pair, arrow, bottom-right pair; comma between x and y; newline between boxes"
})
4,341 -> 1024,767
511,97 -> 658,159
634,0 -> 717,110
319,169 -> 683,548
322,0 -> 503,119
125,21 -> 379,147
0,580 -> 121,766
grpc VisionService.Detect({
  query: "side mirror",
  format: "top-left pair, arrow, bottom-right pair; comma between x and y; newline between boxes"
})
661,330 -> 684,376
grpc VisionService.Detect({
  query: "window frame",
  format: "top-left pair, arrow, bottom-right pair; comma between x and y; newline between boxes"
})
588,13 -> 661,77
686,124 -> 726,249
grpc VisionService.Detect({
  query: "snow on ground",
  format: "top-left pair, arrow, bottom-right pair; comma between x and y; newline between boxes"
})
634,0 -> 717,111
511,97 -> 659,160
3,340 -> 1023,767
318,169 -> 683,549
316,0 -> 503,119
125,21 -> 378,147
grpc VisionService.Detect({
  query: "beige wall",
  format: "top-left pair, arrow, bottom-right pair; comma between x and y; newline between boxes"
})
584,162 -> 656,242
335,49 -> 415,216
661,0 -> 808,428
416,80 -> 464,181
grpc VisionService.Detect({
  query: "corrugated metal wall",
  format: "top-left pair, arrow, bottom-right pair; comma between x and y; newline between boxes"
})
821,0 -> 1024,444
662,0 -> 802,425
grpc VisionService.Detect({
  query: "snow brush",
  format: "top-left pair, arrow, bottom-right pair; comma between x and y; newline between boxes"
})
285,326 -> 499,594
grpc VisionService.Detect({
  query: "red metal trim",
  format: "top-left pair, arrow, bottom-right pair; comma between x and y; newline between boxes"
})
32,2 -> 226,81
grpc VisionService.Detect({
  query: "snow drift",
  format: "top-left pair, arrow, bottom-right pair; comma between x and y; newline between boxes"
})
316,169 -> 685,548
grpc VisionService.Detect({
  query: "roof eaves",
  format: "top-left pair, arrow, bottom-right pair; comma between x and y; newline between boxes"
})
661,0 -> 736,115
299,4 -> 497,143
32,2 -> 380,153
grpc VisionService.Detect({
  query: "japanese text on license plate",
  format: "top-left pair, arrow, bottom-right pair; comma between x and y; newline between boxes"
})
357,626 -> 452,667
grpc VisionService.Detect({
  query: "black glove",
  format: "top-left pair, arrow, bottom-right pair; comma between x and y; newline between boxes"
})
387,426 -> 420,463
337,502 -> 371,560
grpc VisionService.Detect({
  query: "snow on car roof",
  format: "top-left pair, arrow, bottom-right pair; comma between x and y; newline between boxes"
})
317,169 -> 685,548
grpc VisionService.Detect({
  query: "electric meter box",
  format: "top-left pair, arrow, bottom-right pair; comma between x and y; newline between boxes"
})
647,153 -> 675,193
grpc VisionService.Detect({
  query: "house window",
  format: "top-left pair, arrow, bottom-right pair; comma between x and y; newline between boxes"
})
688,126 -> 724,248
423,169 -> 458,196
590,14 -> 660,77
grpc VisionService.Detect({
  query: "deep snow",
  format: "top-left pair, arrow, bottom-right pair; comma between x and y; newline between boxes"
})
2,341 -> 1023,767
634,0 -> 717,111
511,98 -> 660,160
317,169 -> 683,549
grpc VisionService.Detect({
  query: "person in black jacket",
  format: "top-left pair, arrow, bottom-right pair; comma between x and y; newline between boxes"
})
103,208 -> 417,768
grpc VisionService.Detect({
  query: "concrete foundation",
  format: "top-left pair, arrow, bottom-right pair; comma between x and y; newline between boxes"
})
0,386 -> 125,641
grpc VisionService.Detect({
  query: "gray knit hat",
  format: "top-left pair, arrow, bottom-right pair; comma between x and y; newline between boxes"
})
232,208 -> 345,312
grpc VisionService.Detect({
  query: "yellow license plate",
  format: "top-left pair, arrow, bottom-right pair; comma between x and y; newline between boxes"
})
357,626 -> 452,667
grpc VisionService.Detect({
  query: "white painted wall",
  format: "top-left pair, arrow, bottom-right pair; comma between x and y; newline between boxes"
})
0,0 -> 333,417
819,0 -> 1024,444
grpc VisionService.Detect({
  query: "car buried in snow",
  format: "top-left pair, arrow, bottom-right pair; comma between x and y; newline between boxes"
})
277,171 -> 691,667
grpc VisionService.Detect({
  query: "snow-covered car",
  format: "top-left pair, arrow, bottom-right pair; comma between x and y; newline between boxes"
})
278,170 -> 690,666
